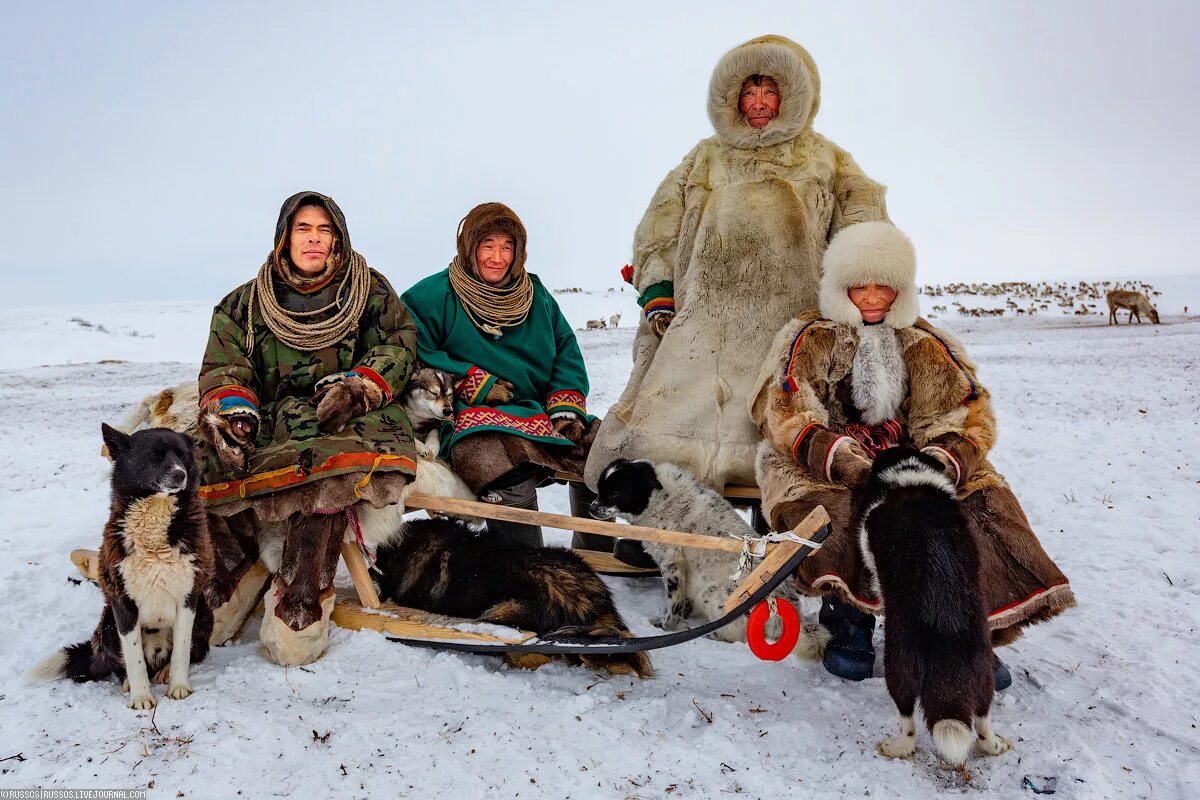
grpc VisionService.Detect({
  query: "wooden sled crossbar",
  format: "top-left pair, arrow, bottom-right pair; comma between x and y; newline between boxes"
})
405,492 -> 750,554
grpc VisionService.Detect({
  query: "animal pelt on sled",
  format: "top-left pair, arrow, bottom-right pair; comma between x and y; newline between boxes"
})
591,458 -> 827,656
855,447 -> 1010,767
31,425 -> 214,710
373,517 -> 652,677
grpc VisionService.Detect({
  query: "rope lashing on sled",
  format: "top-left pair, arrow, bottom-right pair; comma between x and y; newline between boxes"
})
728,530 -> 822,580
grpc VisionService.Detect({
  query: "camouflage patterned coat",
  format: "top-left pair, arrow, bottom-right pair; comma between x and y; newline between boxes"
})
196,197 -> 418,520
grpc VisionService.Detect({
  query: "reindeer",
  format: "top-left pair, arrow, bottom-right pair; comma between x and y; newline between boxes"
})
608,313 -> 622,329
585,319 -> 607,330
1106,290 -> 1160,325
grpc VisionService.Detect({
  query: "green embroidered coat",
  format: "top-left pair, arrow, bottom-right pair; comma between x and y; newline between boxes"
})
401,269 -> 593,455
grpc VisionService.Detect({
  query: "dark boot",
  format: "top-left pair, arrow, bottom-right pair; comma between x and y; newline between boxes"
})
569,482 -> 613,552
480,474 -> 543,547
819,596 -> 876,681
613,538 -> 658,568
993,653 -> 1012,691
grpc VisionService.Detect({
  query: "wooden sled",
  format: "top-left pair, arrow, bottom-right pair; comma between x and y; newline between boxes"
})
69,495 -> 829,655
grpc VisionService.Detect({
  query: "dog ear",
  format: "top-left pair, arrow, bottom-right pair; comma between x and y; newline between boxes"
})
101,423 -> 131,459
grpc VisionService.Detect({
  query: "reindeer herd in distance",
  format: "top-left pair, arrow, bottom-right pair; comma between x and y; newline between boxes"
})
923,279 -> 1165,325
562,279 -> 1170,333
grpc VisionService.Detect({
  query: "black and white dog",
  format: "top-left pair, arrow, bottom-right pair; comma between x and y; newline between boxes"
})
855,447 -> 1010,766
591,458 -> 824,655
30,425 -> 214,709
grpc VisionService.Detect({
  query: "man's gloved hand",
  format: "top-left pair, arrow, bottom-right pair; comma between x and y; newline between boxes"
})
483,378 -> 515,406
649,312 -> 674,338
552,416 -> 585,442
199,406 -> 258,472
312,373 -> 382,434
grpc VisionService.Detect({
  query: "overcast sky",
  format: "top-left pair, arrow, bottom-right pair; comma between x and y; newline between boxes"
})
2,1 -> 1197,308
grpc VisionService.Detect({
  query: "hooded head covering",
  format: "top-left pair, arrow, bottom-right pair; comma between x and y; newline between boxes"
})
245,190 -> 372,353
448,202 -> 534,336
271,191 -> 352,291
819,222 -> 919,329
455,202 -> 529,285
707,35 -> 821,150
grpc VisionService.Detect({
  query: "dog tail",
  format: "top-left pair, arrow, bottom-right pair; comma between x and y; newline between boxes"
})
27,641 -> 97,684
931,719 -> 974,767
552,621 -> 654,679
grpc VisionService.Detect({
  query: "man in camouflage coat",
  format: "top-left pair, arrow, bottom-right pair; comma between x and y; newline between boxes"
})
196,190 -> 418,666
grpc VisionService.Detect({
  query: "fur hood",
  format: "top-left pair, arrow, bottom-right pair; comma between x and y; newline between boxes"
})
819,222 -> 919,329
707,35 -> 821,150
456,202 -> 529,285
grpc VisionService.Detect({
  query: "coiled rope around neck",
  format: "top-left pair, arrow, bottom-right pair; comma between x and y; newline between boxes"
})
448,256 -> 534,337
245,251 -> 371,354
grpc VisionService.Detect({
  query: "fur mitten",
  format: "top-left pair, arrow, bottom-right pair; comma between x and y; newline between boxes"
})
649,312 -> 674,338
552,416 -> 585,442
312,373 -> 383,433
482,378 -> 515,405
198,400 -> 258,472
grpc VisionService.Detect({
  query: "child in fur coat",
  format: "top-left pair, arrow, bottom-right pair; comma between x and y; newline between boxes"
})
750,222 -> 1074,683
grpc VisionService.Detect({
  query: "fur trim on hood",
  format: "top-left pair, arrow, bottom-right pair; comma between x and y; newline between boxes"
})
707,35 -> 821,150
819,222 -> 919,329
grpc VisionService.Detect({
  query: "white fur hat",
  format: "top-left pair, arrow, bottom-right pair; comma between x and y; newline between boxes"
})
819,222 -> 919,329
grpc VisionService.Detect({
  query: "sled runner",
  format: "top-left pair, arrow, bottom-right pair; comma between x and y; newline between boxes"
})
71,499 -> 830,656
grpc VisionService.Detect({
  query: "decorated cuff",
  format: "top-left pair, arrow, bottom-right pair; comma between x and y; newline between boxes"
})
545,390 -> 587,421
456,366 -> 497,404
200,385 -> 260,420
638,280 -> 675,319
350,365 -> 392,404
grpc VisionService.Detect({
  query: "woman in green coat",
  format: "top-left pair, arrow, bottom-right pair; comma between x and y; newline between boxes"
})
196,190 -> 418,666
402,203 -> 598,547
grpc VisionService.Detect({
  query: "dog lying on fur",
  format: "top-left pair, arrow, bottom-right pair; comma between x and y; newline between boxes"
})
856,447 -> 1010,767
591,458 -> 826,655
374,517 -> 652,677
31,425 -> 214,709
399,365 -> 456,458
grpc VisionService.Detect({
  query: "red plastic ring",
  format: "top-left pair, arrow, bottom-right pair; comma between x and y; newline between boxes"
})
746,599 -> 801,661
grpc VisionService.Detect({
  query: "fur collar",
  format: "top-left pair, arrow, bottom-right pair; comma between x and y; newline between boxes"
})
707,35 -> 820,150
851,325 -> 908,424
819,222 -> 919,329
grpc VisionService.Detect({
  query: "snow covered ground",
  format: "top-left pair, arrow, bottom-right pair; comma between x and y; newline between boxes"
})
1,280 -> 1198,799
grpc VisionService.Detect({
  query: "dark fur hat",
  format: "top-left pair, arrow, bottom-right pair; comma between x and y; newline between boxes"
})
456,202 -> 528,285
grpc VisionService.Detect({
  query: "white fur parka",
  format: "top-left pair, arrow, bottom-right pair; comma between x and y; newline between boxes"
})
586,35 -> 890,490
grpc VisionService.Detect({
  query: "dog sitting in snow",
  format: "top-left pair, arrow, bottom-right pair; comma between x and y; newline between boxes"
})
855,447 -> 1010,767
399,364 -> 456,458
591,458 -> 825,654
32,425 -> 214,709
374,517 -> 652,678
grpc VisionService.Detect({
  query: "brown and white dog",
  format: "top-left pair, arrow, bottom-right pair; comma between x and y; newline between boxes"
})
399,365 -> 456,458
31,425 -> 214,709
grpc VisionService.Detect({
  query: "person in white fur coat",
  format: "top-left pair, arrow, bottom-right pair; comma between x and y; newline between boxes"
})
585,34 -> 890,494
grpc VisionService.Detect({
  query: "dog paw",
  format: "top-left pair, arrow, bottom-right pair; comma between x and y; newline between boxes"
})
128,693 -> 157,711
415,441 -> 432,459
877,735 -> 917,759
153,665 -> 171,684
975,733 -> 1012,757
167,683 -> 193,700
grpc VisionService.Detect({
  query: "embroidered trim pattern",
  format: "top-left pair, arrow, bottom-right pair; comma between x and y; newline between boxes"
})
545,389 -> 587,419
638,280 -> 675,319
455,366 -> 494,404
452,406 -> 568,440
200,384 -> 260,415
